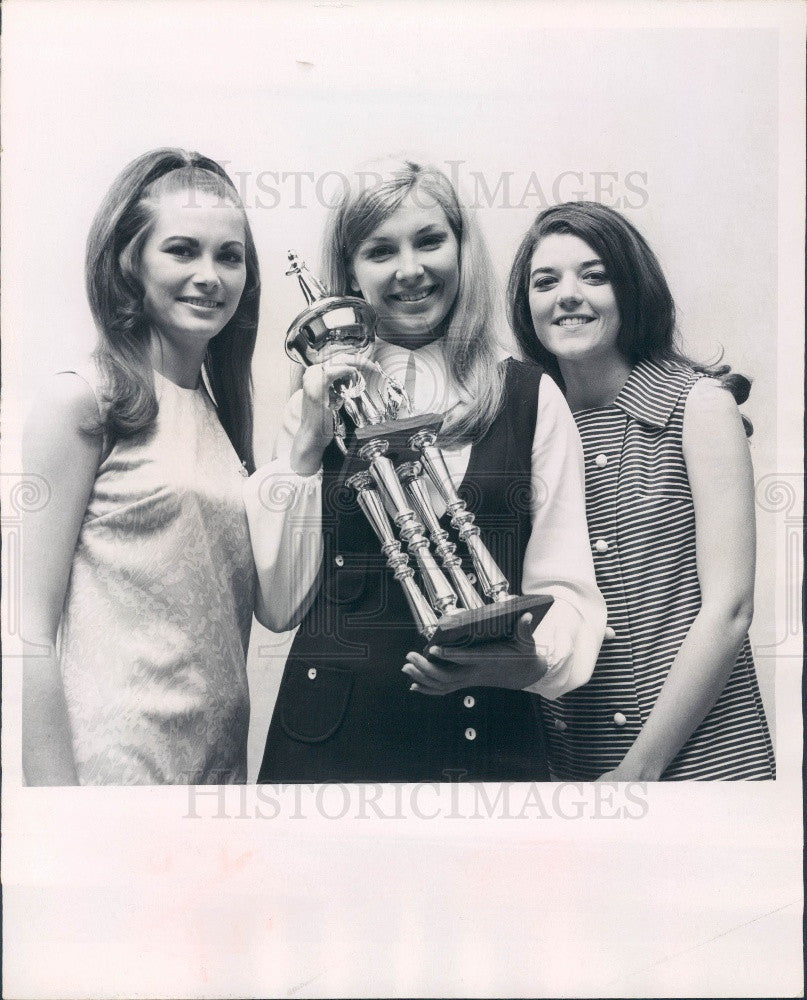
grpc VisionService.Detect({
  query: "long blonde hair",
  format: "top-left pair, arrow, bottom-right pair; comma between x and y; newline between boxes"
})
321,159 -> 505,443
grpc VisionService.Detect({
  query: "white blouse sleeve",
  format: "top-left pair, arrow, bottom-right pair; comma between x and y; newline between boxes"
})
243,390 -> 324,633
522,375 -> 606,699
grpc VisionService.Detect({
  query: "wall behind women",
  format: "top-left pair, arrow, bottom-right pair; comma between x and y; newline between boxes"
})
3,2 -> 781,771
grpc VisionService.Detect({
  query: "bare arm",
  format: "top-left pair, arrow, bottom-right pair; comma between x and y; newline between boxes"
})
601,378 -> 756,781
21,373 -> 103,785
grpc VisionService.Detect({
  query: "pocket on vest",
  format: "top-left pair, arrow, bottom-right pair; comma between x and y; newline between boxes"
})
279,661 -> 354,743
320,566 -> 367,606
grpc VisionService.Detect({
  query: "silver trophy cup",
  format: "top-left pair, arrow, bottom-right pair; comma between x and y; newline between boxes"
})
284,251 -> 553,646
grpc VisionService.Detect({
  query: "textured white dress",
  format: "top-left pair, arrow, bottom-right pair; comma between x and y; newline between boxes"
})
58,368 -> 255,784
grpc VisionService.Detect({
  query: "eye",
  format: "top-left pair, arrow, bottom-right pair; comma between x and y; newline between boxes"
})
165,244 -> 195,259
417,232 -> 447,250
218,249 -> 245,265
531,275 -> 557,292
582,269 -> 609,285
361,244 -> 393,262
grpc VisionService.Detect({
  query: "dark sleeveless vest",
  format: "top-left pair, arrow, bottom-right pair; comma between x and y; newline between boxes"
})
259,359 -> 549,782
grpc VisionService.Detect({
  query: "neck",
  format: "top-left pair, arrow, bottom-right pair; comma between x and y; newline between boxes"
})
378,330 -> 445,352
149,332 -> 205,389
559,353 -> 633,411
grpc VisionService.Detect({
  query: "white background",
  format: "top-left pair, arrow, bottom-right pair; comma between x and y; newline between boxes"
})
2,1 -> 803,997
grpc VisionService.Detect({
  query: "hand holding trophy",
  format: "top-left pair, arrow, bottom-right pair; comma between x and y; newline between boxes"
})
284,251 -> 553,648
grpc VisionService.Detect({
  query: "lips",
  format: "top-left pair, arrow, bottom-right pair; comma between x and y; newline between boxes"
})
390,286 -> 436,304
553,314 -> 595,327
178,296 -> 224,310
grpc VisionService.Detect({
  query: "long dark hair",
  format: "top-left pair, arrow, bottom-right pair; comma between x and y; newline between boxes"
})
507,201 -> 751,433
85,148 -> 260,470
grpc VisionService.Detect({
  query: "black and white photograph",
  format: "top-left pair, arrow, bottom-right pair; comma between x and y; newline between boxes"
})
2,0 -> 803,997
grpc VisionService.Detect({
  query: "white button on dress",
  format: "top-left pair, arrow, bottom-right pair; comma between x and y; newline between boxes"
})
334,555 -> 345,567
307,668 -> 317,680
604,626 -> 616,640
595,454 -> 608,468
613,712 -> 627,727
465,727 -> 477,741
594,539 -> 609,553
463,695 -> 475,709
554,719 -> 568,732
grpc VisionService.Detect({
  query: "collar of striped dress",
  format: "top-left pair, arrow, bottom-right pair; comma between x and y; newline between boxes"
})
614,358 -> 699,429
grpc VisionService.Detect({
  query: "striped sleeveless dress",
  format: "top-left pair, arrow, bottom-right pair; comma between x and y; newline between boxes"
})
541,359 -> 775,781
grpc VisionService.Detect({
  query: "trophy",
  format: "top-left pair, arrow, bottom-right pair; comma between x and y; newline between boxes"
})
284,251 -> 553,647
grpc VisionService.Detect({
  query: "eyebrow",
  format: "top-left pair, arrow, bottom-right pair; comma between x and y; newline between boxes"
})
360,223 -> 448,245
159,236 -> 245,249
530,258 -> 603,277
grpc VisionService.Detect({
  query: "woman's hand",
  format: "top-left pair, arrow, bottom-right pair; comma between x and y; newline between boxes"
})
290,354 -> 379,475
595,760 -> 662,782
402,613 -> 548,695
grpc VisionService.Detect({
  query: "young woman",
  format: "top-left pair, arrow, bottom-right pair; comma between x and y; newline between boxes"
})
22,148 -> 262,785
247,160 -> 605,783
507,201 -> 775,781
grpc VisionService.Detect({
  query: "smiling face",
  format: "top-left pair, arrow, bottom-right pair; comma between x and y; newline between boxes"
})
528,233 -> 622,366
349,189 -> 460,349
138,187 -> 247,365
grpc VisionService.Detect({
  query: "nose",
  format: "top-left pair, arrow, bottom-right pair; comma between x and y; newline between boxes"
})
556,272 -> 583,308
395,247 -> 425,284
193,254 -> 221,289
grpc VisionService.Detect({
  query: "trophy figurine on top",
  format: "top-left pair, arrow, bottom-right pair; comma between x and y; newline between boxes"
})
284,251 -> 553,648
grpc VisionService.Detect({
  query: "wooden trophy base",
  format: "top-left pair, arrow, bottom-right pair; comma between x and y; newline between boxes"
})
427,594 -> 554,648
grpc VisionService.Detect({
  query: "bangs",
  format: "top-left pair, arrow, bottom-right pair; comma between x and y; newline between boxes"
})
343,166 -> 463,256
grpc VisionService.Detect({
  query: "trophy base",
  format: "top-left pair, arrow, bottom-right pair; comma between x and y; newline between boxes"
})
426,594 -> 554,648
339,413 -> 444,483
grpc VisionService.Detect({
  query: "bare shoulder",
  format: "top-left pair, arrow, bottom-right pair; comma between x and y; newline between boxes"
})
26,372 -> 102,437
45,371 -> 102,420
23,373 -> 104,476
683,376 -> 751,478
683,376 -> 745,434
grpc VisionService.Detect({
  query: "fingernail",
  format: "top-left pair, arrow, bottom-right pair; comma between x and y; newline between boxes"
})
428,646 -> 439,656
409,683 -> 418,692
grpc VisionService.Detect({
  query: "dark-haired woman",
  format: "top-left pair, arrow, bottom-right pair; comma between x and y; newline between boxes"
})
22,149 -> 265,785
508,201 -> 774,781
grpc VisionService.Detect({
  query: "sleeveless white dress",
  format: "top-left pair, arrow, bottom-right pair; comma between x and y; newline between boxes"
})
58,367 -> 255,784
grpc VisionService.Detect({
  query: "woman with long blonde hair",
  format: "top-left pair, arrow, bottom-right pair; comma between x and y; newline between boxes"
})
249,160 -> 605,782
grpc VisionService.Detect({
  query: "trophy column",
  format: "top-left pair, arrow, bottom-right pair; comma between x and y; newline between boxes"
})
356,437 -> 460,620
409,429 -> 512,603
396,461 -> 484,611
346,471 -> 439,639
